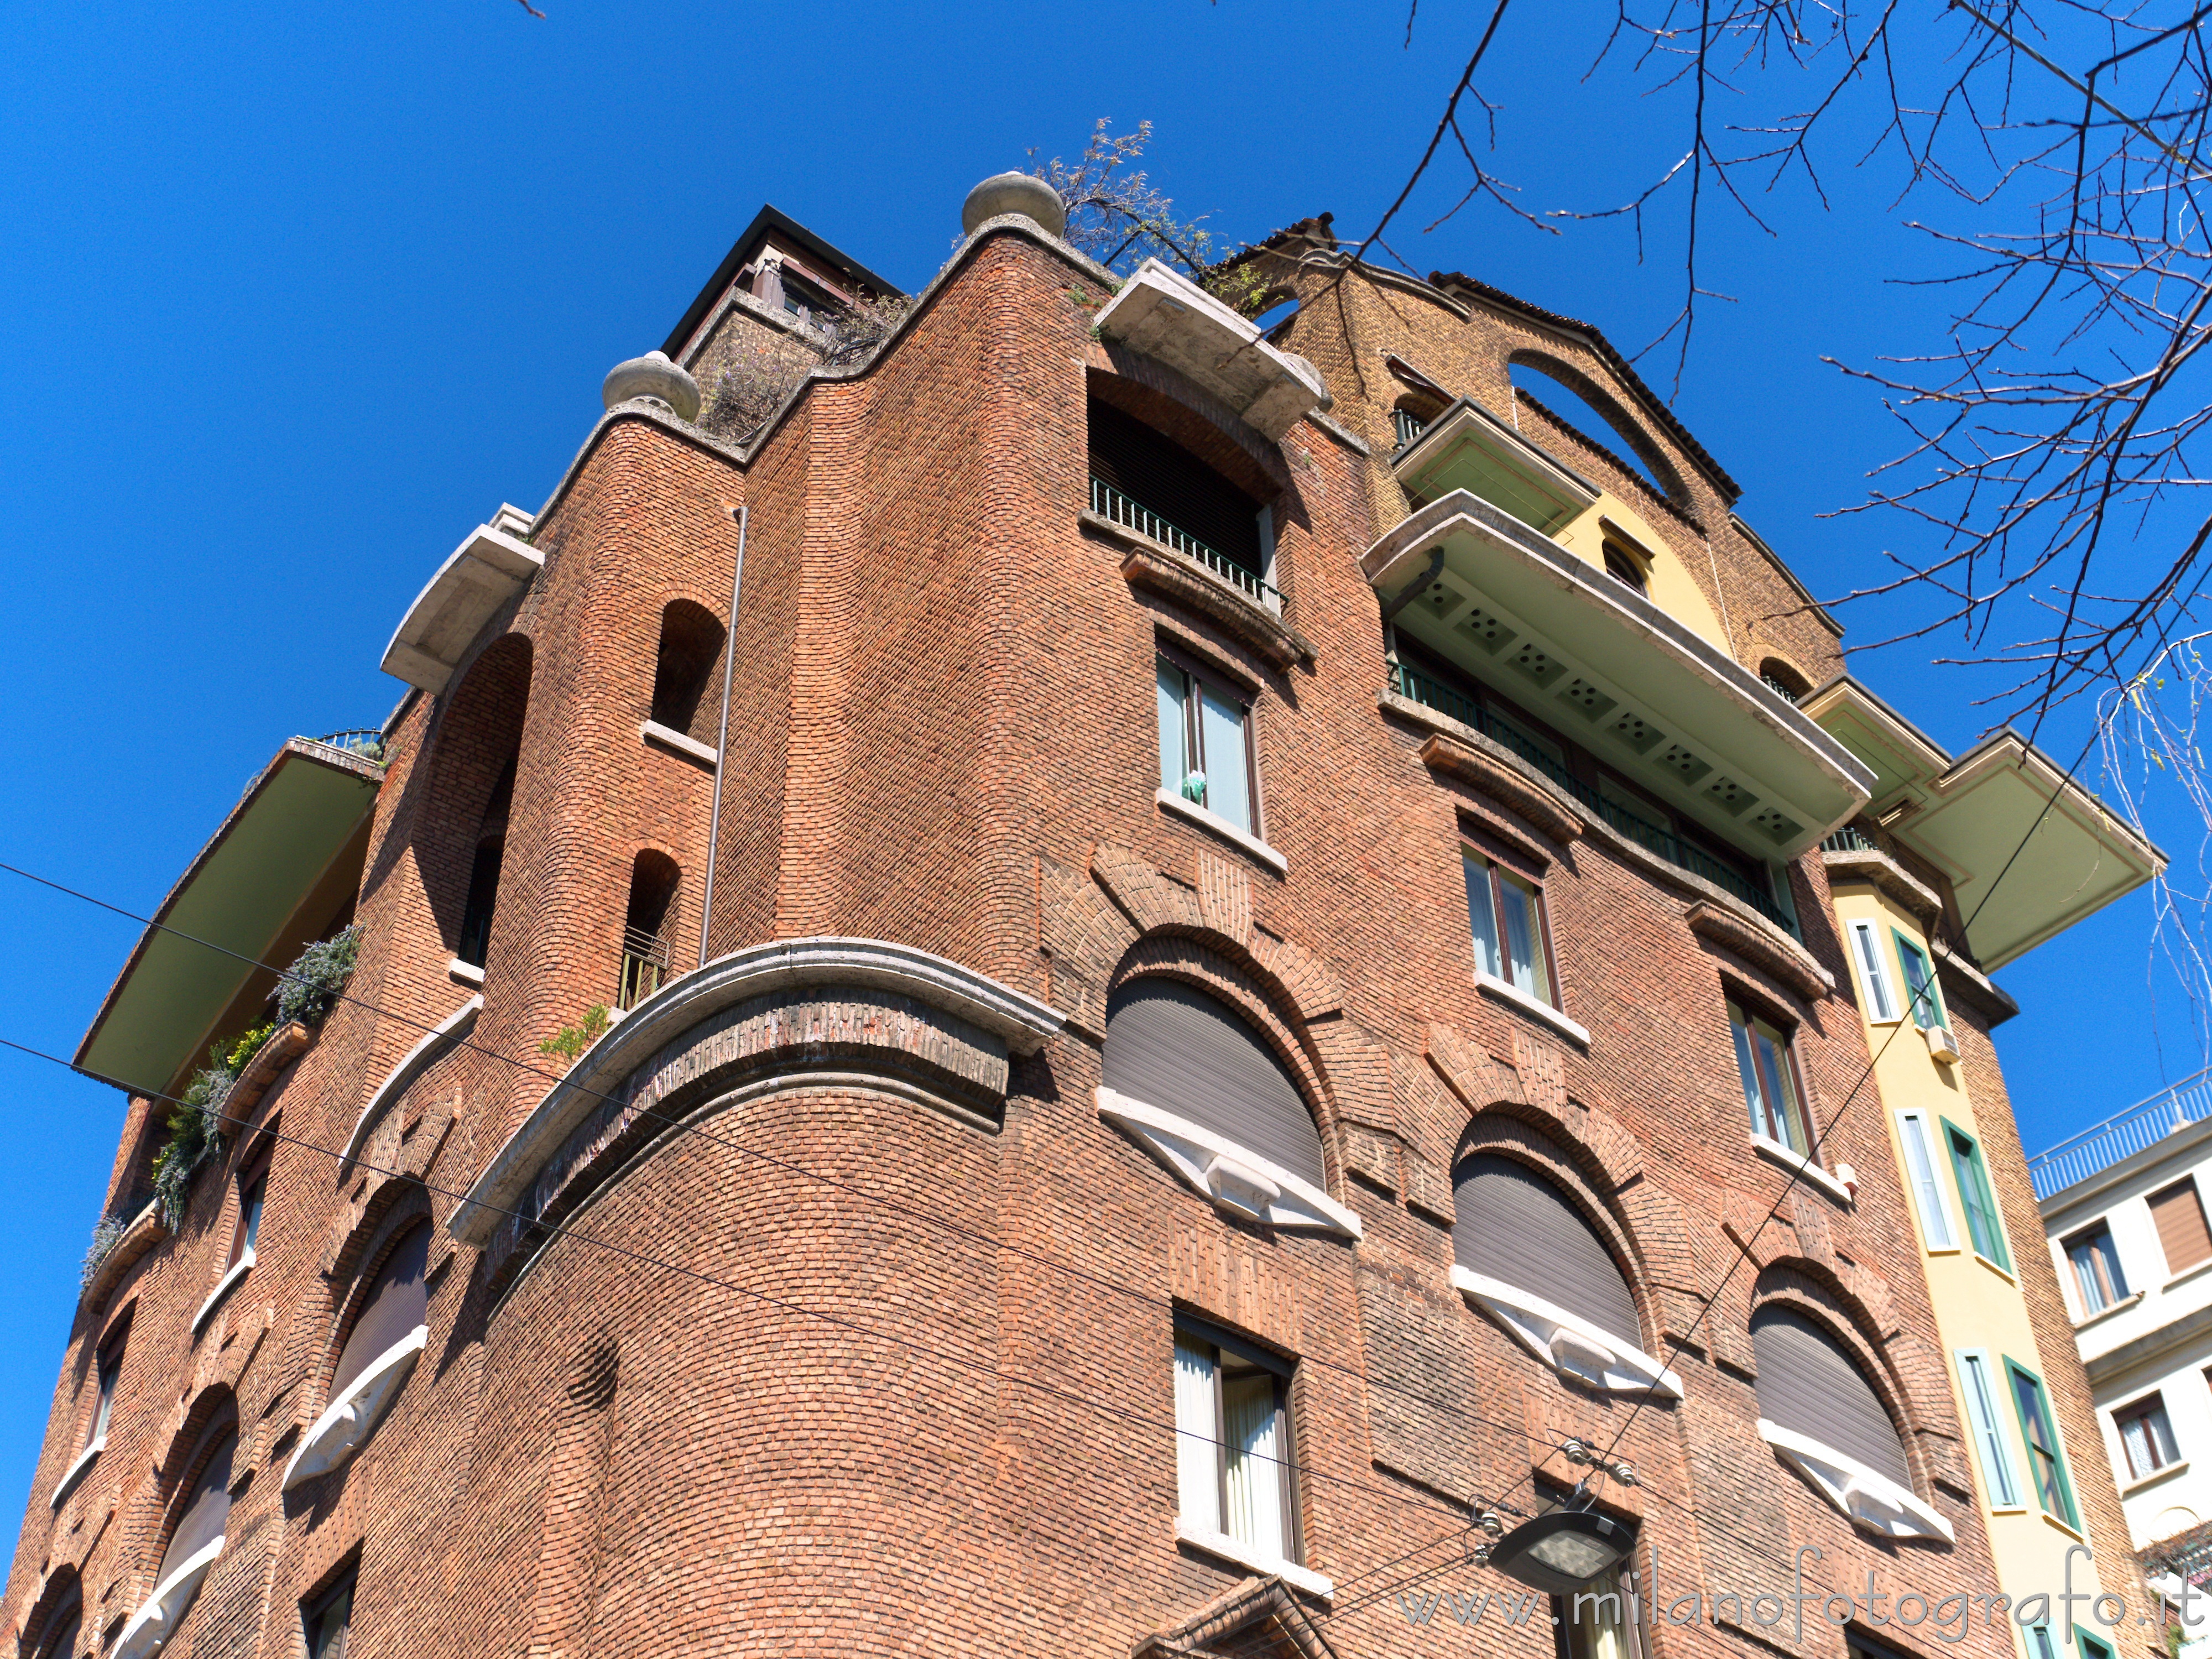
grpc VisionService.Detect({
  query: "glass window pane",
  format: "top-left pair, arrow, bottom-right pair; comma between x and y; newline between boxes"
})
1173,1336 -> 1221,1534
1853,923 -> 1898,1020
1754,1024 -> 1801,1152
242,1186 -> 263,1256
1221,1369 -> 1287,1560
1464,855 -> 1502,982
2012,1368 -> 2076,1525
1496,873 -> 1547,1003
1958,1353 -> 2020,1507
1899,940 -> 1939,1029
1157,664 -> 1190,796
1198,687 -> 1251,832
1730,1006 -> 1768,1140
1901,1114 -> 1955,1250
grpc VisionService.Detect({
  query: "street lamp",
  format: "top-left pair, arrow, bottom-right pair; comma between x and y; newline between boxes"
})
1484,1507 -> 1636,1594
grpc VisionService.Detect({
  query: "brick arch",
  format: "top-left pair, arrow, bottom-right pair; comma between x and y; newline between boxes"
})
1745,1269 -> 1944,1493
409,630 -> 534,956
1506,348 -> 1692,508
130,1386 -> 238,1580
309,1190 -> 435,1403
14,1564 -> 79,1658
1084,360 -> 1290,502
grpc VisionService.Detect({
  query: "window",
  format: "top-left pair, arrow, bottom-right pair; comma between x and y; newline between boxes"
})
33,1597 -> 80,1659
1730,1003 -> 1813,1156
2006,1360 -> 2080,1528
618,851 -> 681,1011
2149,1178 -> 2212,1275
2116,1394 -> 2180,1480
1849,920 -> 1901,1022
1090,400 -> 1267,584
1156,656 -> 1256,837
284,1224 -> 434,1489
648,601 -> 726,737
2078,1634 -> 2115,1659
228,1156 -> 267,1271
1752,1306 -> 1913,1488
1601,541 -> 1648,596
1174,1319 -> 1300,1567
330,1224 -> 431,1401
88,1329 -> 125,1449
160,1424 -> 237,1586
456,755 -> 515,971
303,1572 -> 355,1659
2026,1628 -> 2058,1659
1542,1484 -> 1644,1659
2064,1223 -> 2128,1314
1464,851 -> 1555,1006
1895,932 -> 1944,1030
1956,1350 -> 2021,1507
1897,1110 -> 1957,1251
1945,1121 -> 2011,1271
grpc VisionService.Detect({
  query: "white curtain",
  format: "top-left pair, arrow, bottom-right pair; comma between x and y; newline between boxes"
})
1221,1371 -> 1286,1559
1174,1337 -> 1220,1534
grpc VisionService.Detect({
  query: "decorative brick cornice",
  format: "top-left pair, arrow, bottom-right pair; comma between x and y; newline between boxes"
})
1089,514 -> 1317,670
1686,900 -> 1834,1001
1416,731 -> 1583,846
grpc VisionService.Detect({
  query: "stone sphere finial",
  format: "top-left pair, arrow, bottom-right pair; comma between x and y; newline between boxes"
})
602,350 -> 701,422
961,172 -> 1067,238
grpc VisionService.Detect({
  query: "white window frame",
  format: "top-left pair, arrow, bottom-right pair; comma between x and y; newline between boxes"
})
1896,1109 -> 1959,1252
1848,919 -> 1902,1022
1955,1348 -> 2023,1509
1171,1321 -> 1333,1598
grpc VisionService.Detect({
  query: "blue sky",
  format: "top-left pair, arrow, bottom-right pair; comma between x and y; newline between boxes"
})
0,0 -> 2198,1541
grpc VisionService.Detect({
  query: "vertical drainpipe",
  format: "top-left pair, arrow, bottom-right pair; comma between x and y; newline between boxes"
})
698,504 -> 749,969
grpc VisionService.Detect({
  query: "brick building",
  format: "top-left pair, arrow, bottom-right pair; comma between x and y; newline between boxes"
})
1,176 -> 2167,1659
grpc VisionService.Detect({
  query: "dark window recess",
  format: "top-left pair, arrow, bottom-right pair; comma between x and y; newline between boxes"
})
1750,1306 -> 1911,1486
228,1163 -> 266,1269
649,601 -> 726,735
34,1600 -> 80,1659
328,1224 -> 431,1400
456,839 -> 504,969
304,1572 -> 356,1659
1602,542 -> 1647,594
160,1426 -> 237,1583
1087,400 -> 1263,576
1452,1155 -> 1640,1345
619,852 -> 680,1010
89,1329 -> 125,1448
1102,980 -> 1324,1188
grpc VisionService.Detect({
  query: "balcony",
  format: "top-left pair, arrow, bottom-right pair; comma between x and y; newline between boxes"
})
1364,491 -> 1872,863
1090,260 -> 1328,441
2030,1067 -> 2212,1201
617,927 -> 669,1012
1089,478 -> 1281,613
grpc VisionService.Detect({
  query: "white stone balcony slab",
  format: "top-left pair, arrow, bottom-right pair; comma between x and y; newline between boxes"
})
1093,260 -> 1328,440
381,507 -> 541,695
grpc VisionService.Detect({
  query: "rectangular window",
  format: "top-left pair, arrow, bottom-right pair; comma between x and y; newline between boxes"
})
1849,920 -> 1901,1022
2078,1632 -> 2114,1659
1156,657 -> 1256,836
1898,1110 -> 1957,1251
1464,851 -> 1555,1006
303,1571 -> 354,1659
1956,1349 -> 2021,1507
88,1334 -> 124,1449
2115,1394 -> 2180,1480
2148,1178 -> 2212,1275
1944,1120 -> 2011,1271
2064,1223 -> 2129,1314
229,1160 -> 267,1271
1730,1002 -> 1813,1156
2026,1630 -> 2057,1659
1895,932 -> 1944,1030
2007,1359 -> 2080,1528
1173,1321 -> 1300,1566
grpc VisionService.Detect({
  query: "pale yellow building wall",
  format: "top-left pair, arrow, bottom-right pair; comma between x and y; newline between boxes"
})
1552,491 -> 1732,654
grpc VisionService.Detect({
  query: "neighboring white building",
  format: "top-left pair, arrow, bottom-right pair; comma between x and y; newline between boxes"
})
2035,1069 -> 2212,1551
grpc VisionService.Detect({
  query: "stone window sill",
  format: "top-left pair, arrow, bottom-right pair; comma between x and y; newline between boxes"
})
48,1437 -> 101,1510
1154,788 -> 1287,874
116,1536 -> 225,1659
344,995 -> 481,1169
2166,1256 -> 2212,1293
2072,1290 -> 2143,1332
190,1252 -> 254,1337
2121,1459 -> 2189,1498
448,957 -> 486,988
1450,1266 -> 1680,1396
640,719 -> 718,766
1474,972 -> 1590,1047
1749,1133 -> 1854,1206
1758,1419 -> 1954,1542
1098,1087 -> 1360,1238
284,1324 -> 429,1489
1175,1518 -> 1334,1600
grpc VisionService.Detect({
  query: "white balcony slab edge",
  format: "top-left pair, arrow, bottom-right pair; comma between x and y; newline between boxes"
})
1154,789 -> 1288,874
1175,1518 -> 1335,1599
450,939 -> 1066,1245
116,1536 -> 225,1659
189,1254 -> 254,1337
283,1326 -> 429,1490
1094,260 -> 1328,441
343,996 -> 482,1168
447,958 -> 485,988
1749,1133 -> 1855,1205
48,1437 -> 101,1510
1475,973 -> 1592,1047
1449,1266 -> 1682,1397
640,721 -> 719,766
1097,1087 -> 1361,1239
380,523 -> 542,695
1759,1419 -> 1954,1542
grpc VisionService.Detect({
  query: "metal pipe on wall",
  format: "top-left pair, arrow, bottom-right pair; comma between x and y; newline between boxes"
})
698,504 -> 749,969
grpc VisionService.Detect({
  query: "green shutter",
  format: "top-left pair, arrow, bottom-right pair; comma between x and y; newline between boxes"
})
1944,1119 -> 2011,1272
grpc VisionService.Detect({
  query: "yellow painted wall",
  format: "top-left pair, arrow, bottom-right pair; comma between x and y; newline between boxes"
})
1553,492 -> 1731,654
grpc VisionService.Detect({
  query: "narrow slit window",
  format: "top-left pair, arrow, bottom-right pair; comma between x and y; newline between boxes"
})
88,1330 -> 126,1449
2007,1359 -> 2080,1528
1463,851 -> 1554,1006
1730,1002 -> 1813,1156
1897,1110 -> 1956,1251
1895,933 -> 1943,1030
1173,1321 -> 1300,1566
304,1570 -> 356,1659
228,1158 -> 267,1270
1945,1120 -> 2011,1271
1849,920 -> 1900,1022
1156,657 -> 1256,837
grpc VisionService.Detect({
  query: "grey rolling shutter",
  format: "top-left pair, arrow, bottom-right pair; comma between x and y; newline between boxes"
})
158,1427 -> 236,1582
330,1224 -> 431,1400
1088,401 -> 1264,574
1103,982 -> 1325,1188
1451,1155 -> 1640,1345
1751,1306 -> 1911,1486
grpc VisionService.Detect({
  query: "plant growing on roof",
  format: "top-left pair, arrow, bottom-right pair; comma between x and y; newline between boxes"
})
278,924 -> 359,1029
80,1211 -> 129,1292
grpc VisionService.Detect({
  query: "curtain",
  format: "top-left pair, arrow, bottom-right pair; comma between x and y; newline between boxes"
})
1198,688 -> 1250,832
1222,1371 -> 1286,1559
1174,1337 -> 1220,1534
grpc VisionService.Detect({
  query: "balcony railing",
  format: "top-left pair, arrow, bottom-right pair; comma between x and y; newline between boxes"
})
2029,1066 -> 2212,1199
1090,477 -> 1283,614
1392,409 -> 1429,451
617,927 -> 670,1012
311,729 -> 388,764
1820,824 -> 1875,854
1388,660 -> 1796,932
1762,675 -> 1803,706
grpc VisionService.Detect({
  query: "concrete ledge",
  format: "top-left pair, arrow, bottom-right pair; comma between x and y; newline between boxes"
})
283,1325 -> 427,1489
81,1197 -> 165,1316
1155,789 -> 1288,875
116,1536 -> 225,1659
48,1438 -> 101,1510
1475,972 -> 1591,1047
1417,729 -> 1582,846
1174,1520 -> 1335,1600
1932,941 -> 2018,1029
1687,900 -> 1834,1002
343,996 -> 481,1170
641,720 -> 718,766
189,1254 -> 253,1337
1092,512 -> 1314,670
1094,259 -> 1329,440
225,1021 -> 313,1138
1750,1132 -> 1855,1206
380,517 -> 543,696
1821,844 -> 1943,925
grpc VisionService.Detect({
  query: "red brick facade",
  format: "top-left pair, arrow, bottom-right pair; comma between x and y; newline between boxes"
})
2,211 -> 2154,1659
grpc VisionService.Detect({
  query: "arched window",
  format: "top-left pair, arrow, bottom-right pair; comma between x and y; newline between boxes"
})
431,635 -> 531,977
1508,361 -> 1675,501
29,1585 -> 81,1659
618,851 -> 681,1010
286,1223 -> 432,1491
118,1421 -> 236,1657
455,757 -> 514,971
1096,980 -> 1355,1236
1758,659 -> 1811,705
649,601 -> 726,738
331,1224 -> 431,1401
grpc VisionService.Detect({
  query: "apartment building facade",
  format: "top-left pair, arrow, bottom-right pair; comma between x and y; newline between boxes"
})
0,178 -> 2165,1659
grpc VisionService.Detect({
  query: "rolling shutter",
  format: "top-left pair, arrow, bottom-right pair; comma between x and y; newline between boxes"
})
1103,981 -> 1324,1188
1752,1306 -> 1910,1486
1451,1155 -> 1640,1344
158,1427 -> 236,1583
2150,1180 -> 2212,1274
1088,401 -> 1264,574
330,1224 -> 431,1400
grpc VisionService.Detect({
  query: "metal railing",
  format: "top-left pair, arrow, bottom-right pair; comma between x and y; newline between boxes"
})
617,927 -> 670,1012
1089,477 -> 1284,613
1392,409 -> 1429,451
1820,824 -> 1875,854
313,729 -> 388,763
2145,1525 -> 2212,1589
2029,1066 -> 2212,1200
1762,675 -> 1803,706
1387,660 -> 1796,932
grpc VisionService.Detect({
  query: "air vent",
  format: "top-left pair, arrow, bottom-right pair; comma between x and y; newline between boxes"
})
1509,640 -> 1567,688
1608,711 -> 1662,754
1556,678 -> 1617,721
1749,806 -> 1802,843
1705,776 -> 1755,815
1655,743 -> 1710,785
1454,605 -> 1516,655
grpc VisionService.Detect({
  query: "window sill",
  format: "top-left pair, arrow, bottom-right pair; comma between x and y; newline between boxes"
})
48,1437 -> 102,1510
640,719 -> 718,767
1749,1134 -> 1854,1206
2037,1509 -> 2085,1542
1974,1253 -> 2018,1286
283,1324 -> 429,1490
116,1536 -> 226,1659
2121,1459 -> 2189,1497
2165,1257 -> 2212,1293
1450,1266 -> 1681,1396
447,957 -> 486,988
2073,1290 -> 2143,1332
190,1252 -> 254,1337
1757,1419 -> 1955,1542
1154,788 -> 1287,875
1175,1518 -> 1334,1600
1097,1087 -> 1360,1238
1474,972 -> 1590,1047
